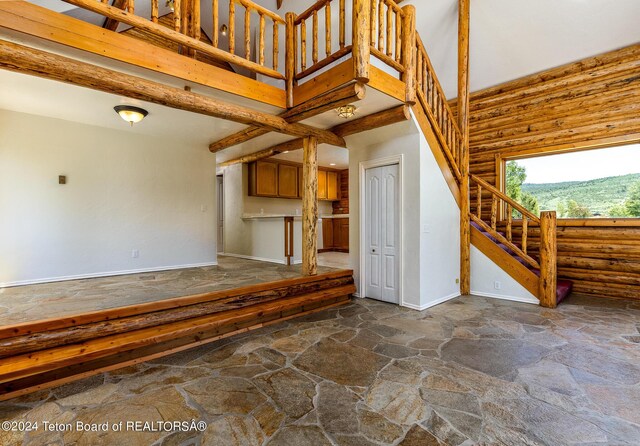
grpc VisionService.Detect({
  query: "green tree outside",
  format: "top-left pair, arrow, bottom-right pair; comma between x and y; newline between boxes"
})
505,161 -> 540,217
625,181 -> 640,217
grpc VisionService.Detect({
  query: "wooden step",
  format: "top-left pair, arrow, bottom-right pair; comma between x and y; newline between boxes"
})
0,271 -> 355,400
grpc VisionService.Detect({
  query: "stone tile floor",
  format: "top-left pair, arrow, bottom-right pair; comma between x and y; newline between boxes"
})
1,294 -> 640,445
0,256 -> 336,325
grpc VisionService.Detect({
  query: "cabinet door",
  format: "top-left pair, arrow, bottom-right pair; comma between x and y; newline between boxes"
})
339,220 -> 349,250
278,164 -> 298,198
255,161 -> 278,196
322,219 -> 334,248
318,170 -> 328,200
327,171 -> 339,200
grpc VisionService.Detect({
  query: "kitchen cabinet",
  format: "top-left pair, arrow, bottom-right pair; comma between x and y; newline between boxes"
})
321,217 -> 349,252
278,163 -> 298,198
249,160 -> 340,201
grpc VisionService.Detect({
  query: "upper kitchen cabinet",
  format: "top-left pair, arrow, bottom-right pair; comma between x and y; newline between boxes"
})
250,159 -> 340,201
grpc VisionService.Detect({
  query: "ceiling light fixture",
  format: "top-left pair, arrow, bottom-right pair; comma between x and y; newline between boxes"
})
220,24 -> 228,36
337,104 -> 356,119
330,163 -> 336,166
166,0 -> 175,11
114,105 -> 148,126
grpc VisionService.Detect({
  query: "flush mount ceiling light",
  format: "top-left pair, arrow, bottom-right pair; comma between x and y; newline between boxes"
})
220,24 -> 228,36
114,105 -> 148,126
337,104 -> 356,119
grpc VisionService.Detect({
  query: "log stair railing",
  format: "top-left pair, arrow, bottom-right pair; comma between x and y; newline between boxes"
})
469,174 -> 571,308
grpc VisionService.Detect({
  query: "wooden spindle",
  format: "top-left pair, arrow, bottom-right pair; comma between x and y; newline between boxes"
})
491,196 -> 498,230
194,0 -> 201,41
369,0 -> 376,47
522,218 -> 528,254
101,0 -> 108,3
416,50 -> 422,90
285,12 -> 295,108
301,20 -> 307,71
228,0 -> 235,53
422,60 -> 427,96
258,13 -> 265,65
476,184 -> 482,219
245,7 -> 251,60
273,21 -> 279,71
127,0 -> 134,14
395,10 -> 401,62
312,10 -> 318,64
325,2 -> 331,57
340,0 -> 346,48
173,0 -> 181,32
378,0 -> 384,51
212,0 -> 218,47
151,0 -> 158,23
386,2 -> 392,56
506,204 -> 513,242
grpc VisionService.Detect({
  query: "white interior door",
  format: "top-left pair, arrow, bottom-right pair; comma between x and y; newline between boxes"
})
365,164 -> 399,303
217,175 -> 224,253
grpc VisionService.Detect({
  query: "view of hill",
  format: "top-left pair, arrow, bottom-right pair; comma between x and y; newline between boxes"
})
522,173 -> 640,216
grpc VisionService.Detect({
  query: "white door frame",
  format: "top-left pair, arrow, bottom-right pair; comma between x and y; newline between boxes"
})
359,154 -> 404,306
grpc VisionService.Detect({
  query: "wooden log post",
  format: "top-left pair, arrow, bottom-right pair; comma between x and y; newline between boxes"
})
458,0 -> 471,295
400,4 -> 416,104
302,136 -> 318,276
285,12 -> 296,108
538,211 -> 558,308
352,0 -> 371,82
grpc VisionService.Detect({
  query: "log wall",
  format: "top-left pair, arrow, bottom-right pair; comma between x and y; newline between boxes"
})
455,43 -> 640,301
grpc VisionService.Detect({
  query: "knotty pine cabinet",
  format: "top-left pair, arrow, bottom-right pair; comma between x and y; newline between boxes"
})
249,160 -> 340,201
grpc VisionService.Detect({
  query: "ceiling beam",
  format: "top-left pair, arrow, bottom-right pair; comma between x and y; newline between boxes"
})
209,82 -> 366,153
0,39 -> 345,147
219,105 -> 410,167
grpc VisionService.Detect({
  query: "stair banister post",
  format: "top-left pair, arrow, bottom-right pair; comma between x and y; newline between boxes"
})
285,12 -> 296,108
400,4 -> 416,104
352,0 -> 371,82
539,211 -> 558,308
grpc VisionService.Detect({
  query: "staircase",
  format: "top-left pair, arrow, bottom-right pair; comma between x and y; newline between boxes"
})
468,174 -> 572,307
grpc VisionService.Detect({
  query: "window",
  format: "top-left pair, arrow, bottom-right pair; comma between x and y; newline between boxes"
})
504,144 -> 640,218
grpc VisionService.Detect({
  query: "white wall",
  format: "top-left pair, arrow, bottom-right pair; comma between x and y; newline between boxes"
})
0,110 -> 217,286
222,163 -> 331,262
470,246 -> 538,304
348,118 -> 460,310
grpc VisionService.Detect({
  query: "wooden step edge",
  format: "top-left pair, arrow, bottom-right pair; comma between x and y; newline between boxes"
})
0,285 -> 356,384
0,269 -> 354,340
471,226 -> 539,298
0,296 -> 352,401
0,276 -> 355,358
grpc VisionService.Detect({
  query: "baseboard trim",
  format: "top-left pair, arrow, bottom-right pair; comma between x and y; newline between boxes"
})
402,291 -> 461,311
0,261 -> 219,288
221,252 -> 288,265
472,291 -> 539,305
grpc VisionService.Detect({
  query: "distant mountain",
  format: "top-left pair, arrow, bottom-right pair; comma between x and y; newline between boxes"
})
522,173 -> 640,216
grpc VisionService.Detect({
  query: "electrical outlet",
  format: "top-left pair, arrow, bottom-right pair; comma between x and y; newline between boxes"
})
494,281 -> 501,290
455,278 -> 460,284
132,250 -> 139,259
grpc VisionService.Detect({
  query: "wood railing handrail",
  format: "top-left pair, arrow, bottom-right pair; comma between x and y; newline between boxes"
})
63,0 -> 285,79
470,174 -> 540,222
296,0 -> 331,24
416,34 -> 462,138
235,0 -> 286,24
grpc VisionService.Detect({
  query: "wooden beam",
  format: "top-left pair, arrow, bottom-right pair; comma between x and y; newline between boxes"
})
103,0 -> 128,31
0,40 -> 345,146
458,0 -> 471,295
302,137 -> 319,276
332,105 -> 411,137
352,0 -> 371,81
209,82 -> 366,153
219,105 -> 411,167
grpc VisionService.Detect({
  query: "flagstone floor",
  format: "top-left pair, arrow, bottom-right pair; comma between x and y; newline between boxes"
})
1,294 -> 640,445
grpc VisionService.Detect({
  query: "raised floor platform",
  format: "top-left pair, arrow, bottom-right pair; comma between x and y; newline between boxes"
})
0,258 -> 355,400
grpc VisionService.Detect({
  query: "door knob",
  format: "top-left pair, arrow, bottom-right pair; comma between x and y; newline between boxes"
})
372,249 -> 376,252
